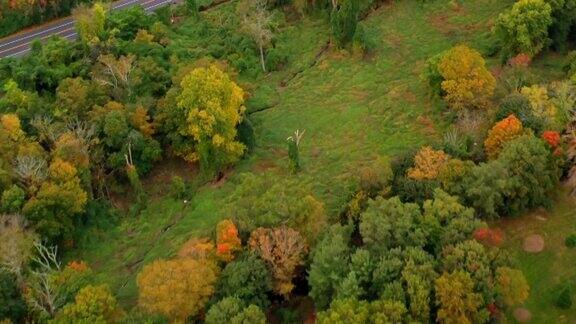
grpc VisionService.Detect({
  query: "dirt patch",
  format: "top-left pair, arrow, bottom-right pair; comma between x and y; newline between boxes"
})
523,234 -> 545,253
513,307 -> 532,322
142,157 -> 199,197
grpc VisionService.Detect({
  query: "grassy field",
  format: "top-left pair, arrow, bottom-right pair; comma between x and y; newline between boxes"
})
498,191 -> 576,323
68,0 -> 521,307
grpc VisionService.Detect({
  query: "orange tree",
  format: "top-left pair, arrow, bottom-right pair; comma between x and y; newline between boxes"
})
484,115 -> 524,159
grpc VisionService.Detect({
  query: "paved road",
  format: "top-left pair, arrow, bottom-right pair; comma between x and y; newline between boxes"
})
0,0 -> 174,58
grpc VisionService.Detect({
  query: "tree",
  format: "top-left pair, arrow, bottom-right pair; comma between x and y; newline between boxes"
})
330,0 -> 360,48
495,267 -> 530,307
248,226 -> 308,297
484,115 -> 524,160
73,3 -> 106,44
545,0 -> 576,50
91,55 -> 136,101
137,258 -> 219,322
226,172 -> 327,242
403,273 -> 431,322
407,146 -> 450,181
435,271 -> 488,324
438,45 -> 496,111
317,298 -> 371,324
55,285 -> 123,323
495,0 -> 553,57
441,240 -> 492,297
359,197 -> 426,255
237,0 -> 274,72
520,85 -> 558,128
0,214 -> 37,282
22,158 -> 88,242
215,253 -> 273,308
176,65 -> 246,176
497,135 -> 558,215
422,189 -> 485,253
0,271 -> 27,323
371,299 -> 407,323
1,185 -> 26,213
205,298 -> 266,324
215,219 -> 242,262
308,225 -> 352,310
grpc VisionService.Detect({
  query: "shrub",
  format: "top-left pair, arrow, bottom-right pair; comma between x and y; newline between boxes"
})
565,234 -> 576,248
495,0 -> 553,58
331,0 -> 361,48
496,93 -> 544,133
556,286 -> 572,309
170,176 -> 187,200
438,45 -> 496,110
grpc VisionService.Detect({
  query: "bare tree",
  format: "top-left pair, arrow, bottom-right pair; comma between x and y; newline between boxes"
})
92,54 -> 135,100
26,242 -> 65,318
237,0 -> 274,72
14,155 -> 48,188
0,214 -> 37,282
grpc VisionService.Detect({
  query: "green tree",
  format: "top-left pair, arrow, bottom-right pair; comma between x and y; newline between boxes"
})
308,225 -> 352,310
215,253 -> 272,308
205,297 -> 244,324
359,197 -> 426,255
495,0 -> 553,57
0,271 -> 27,323
176,65 -> 246,177
226,172 -> 327,242
545,0 -> 576,50
371,299 -> 407,323
317,298 -> 371,324
422,189 -> 485,253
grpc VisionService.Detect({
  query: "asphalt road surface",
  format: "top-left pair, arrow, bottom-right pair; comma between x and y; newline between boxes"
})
0,0 -> 174,58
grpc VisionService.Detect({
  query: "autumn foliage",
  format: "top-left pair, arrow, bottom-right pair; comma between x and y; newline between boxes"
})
484,115 -> 524,159
216,219 -> 242,262
542,130 -> 561,148
248,226 -> 308,297
473,227 -> 504,247
137,258 -> 219,322
438,45 -> 496,110
407,146 -> 450,180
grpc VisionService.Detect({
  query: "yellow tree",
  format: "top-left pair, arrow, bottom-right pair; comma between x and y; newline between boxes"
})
438,45 -> 496,111
495,267 -> 530,307
484,115 -> 524,159
435,271 -> 488,324
176,65 -> 246,176
137,258 -> 219,322
407,146 -> 450,181
73,3 -> 106,44
57,285 -> 124,323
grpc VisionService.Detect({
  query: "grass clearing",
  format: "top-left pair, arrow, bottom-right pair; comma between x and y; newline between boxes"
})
69,0 -> 527,307
497,191 -> 576,322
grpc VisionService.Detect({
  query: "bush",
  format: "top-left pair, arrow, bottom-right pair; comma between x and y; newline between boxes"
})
556,286 -> 572,309
495,0 -> 553,58
565,234 -> 576,248
170,176 -> 187,200
331,0 -> 361,48
496,93 -> 544,133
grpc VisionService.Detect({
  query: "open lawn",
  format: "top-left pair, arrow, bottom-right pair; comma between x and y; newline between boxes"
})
69,0 -> 520,307
498,191 -> 576,323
